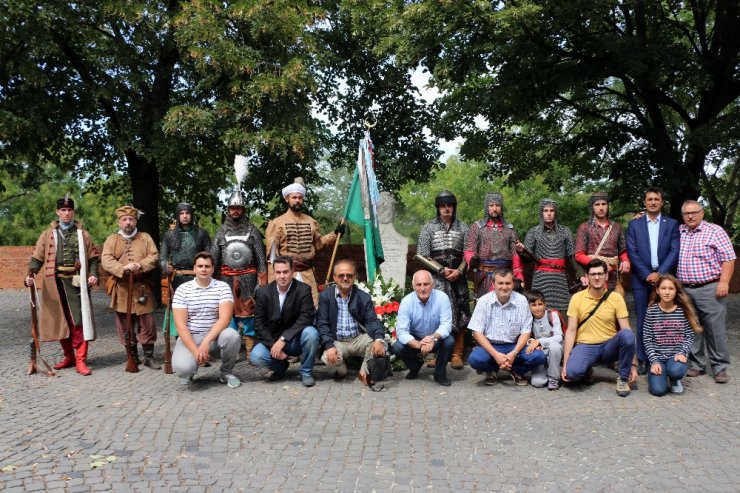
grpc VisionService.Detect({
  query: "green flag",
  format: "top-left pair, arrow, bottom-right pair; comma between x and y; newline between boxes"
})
343,136 -> 384,281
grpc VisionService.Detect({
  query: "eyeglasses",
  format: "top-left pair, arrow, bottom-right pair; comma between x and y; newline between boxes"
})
588,272 -> 606,277
335,273 -> 355,279
681,210 -> 703,216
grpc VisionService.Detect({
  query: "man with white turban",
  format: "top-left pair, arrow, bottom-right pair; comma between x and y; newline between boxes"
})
265,178 -> 342,306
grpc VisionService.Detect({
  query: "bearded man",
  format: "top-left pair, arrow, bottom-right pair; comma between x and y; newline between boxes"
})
416,190 -> 470,369
521,198 -> 580,313
101,205 -> 160,369
160,202 -> 211,291
575,192 -> 630,292
464,192 -> 524,298
211,190 -> 267,353
25,196 -> 99,375
265,178 -> 341,306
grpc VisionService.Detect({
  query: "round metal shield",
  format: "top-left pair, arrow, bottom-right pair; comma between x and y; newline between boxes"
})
224,241 -> 249,269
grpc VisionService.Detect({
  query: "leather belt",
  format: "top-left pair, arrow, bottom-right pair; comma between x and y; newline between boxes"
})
683,278 -> 720,289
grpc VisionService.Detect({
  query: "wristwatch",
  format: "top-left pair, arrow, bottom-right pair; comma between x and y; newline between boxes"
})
279,336 -> 286,342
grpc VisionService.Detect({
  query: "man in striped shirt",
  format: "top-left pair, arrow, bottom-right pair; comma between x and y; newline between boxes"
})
677,200 -> 736,383
171,251 -> 240,387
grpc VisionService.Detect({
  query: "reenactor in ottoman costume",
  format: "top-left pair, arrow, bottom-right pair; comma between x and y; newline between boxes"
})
211,189 -> 267,354
575,192 -> 630,293
416,190 -> 470,369
101,206 -> 160,369
265,178 -> 341,306
25,196 -> 99,375
160,202 -> 211,292
521,198 -> 580,313
464,192 -> 524,298
160,202 -> 211,338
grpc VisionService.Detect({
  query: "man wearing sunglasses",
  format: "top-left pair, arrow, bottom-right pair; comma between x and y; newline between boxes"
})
676,200 -> 736,384
316,259 -> 386,383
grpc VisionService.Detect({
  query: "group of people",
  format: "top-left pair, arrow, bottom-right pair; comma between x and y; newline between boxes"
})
26,183 -> 735,397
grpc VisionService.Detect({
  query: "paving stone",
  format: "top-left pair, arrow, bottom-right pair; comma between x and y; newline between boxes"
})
1,291 -> 739,491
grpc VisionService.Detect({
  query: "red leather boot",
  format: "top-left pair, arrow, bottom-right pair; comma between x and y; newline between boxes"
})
75,340 -> 92,376
54,338 -> 75,370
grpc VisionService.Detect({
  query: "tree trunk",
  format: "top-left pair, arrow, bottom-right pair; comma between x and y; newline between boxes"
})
125,150 -> 161,248
666,147 -> 706,221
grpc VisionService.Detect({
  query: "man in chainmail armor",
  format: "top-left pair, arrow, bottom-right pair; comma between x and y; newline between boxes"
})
160,202 -> 211,292
521,199 -> 581,313
464,193 -> 524,298
416,190 -> 470,369
211,190 -> 267,353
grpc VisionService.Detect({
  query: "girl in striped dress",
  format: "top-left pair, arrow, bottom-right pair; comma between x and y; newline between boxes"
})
644,274 -> 702,396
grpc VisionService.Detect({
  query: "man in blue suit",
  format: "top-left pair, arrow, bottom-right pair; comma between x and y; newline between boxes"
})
626,187 -> 680,374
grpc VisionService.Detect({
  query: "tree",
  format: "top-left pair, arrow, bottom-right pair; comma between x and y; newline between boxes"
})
386,0 -> 740,222
0,1 -> 328,246
0,165 -> 126,245
310,0 -> 442,191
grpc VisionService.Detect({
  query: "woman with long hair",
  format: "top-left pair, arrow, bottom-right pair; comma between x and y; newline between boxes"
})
643,274 -> 702,396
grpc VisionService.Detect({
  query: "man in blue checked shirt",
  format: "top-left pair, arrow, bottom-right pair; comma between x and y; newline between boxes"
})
392,270 -> 454,386
467,268 -> 546,386
316,259 -> 386,384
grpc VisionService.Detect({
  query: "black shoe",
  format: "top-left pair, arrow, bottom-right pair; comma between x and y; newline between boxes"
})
405,368 -> 420,380
434,374 -> 451,386
267,371 -> 286,382
637,360 -> 648,375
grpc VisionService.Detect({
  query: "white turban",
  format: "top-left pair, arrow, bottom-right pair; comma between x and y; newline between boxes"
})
282,183 -> 306,198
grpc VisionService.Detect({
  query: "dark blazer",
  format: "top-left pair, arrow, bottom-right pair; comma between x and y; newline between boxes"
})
316,284 -> 384,350
254,280 -> 316,347
626,214 -> 680,290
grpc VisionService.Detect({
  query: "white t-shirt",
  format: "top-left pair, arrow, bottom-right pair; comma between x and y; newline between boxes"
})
171,278 -> 234,335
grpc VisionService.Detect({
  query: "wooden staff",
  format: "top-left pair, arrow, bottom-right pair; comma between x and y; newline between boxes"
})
162,269 -> 175,374
27,281 -> 56,377
323,218 -> 345,289
124,274 -> 139,373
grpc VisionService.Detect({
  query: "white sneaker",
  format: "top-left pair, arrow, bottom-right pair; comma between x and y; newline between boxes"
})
179,376 -> 193,385
670,379 -> 683,394
220,373 -> 241,388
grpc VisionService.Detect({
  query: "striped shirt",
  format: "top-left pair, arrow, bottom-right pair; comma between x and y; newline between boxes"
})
335,291 -> 359,340
468,290 -> 533,343
643,304 -> 694,364
171,279 -> 234,335
677,221 -> 736,284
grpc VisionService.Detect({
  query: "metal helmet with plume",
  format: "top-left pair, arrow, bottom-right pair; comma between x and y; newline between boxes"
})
228,154 -> 250,207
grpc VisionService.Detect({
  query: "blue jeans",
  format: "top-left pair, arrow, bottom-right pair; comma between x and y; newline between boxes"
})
566,329 -> 635,381
249,326 -> 320,377
467,343 -> 546,375
392,335 -> 454,378
647,359 -> 688,396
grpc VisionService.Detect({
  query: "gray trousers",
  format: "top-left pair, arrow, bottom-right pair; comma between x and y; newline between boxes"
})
172,328 -> 241,379
531,343 -> 563,387
320,333 -> 374,375
686,283 -> 730,374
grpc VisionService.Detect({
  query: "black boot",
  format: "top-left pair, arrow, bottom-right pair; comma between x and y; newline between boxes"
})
130,344 -> 141,365
142,344 -> 161,370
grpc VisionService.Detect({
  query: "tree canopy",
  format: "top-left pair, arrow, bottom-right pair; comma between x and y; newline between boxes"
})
387,0 -> 740,225
0,1 -> 446,245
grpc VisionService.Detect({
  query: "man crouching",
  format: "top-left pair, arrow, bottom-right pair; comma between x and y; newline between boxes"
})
171,252 -> 241,388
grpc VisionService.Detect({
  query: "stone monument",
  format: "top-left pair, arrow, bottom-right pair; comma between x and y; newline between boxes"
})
377,192 -> 408,289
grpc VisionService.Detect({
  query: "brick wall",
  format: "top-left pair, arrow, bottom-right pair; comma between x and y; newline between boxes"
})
3,244 -> 739,292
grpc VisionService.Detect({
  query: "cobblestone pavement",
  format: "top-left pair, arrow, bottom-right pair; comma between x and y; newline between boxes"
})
0,289 -> 738,492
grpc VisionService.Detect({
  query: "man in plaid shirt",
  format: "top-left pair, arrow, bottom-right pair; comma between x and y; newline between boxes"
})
676,200 -> 736,383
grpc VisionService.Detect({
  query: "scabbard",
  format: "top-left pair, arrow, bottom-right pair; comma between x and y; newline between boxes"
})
413,254 -> 445,275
